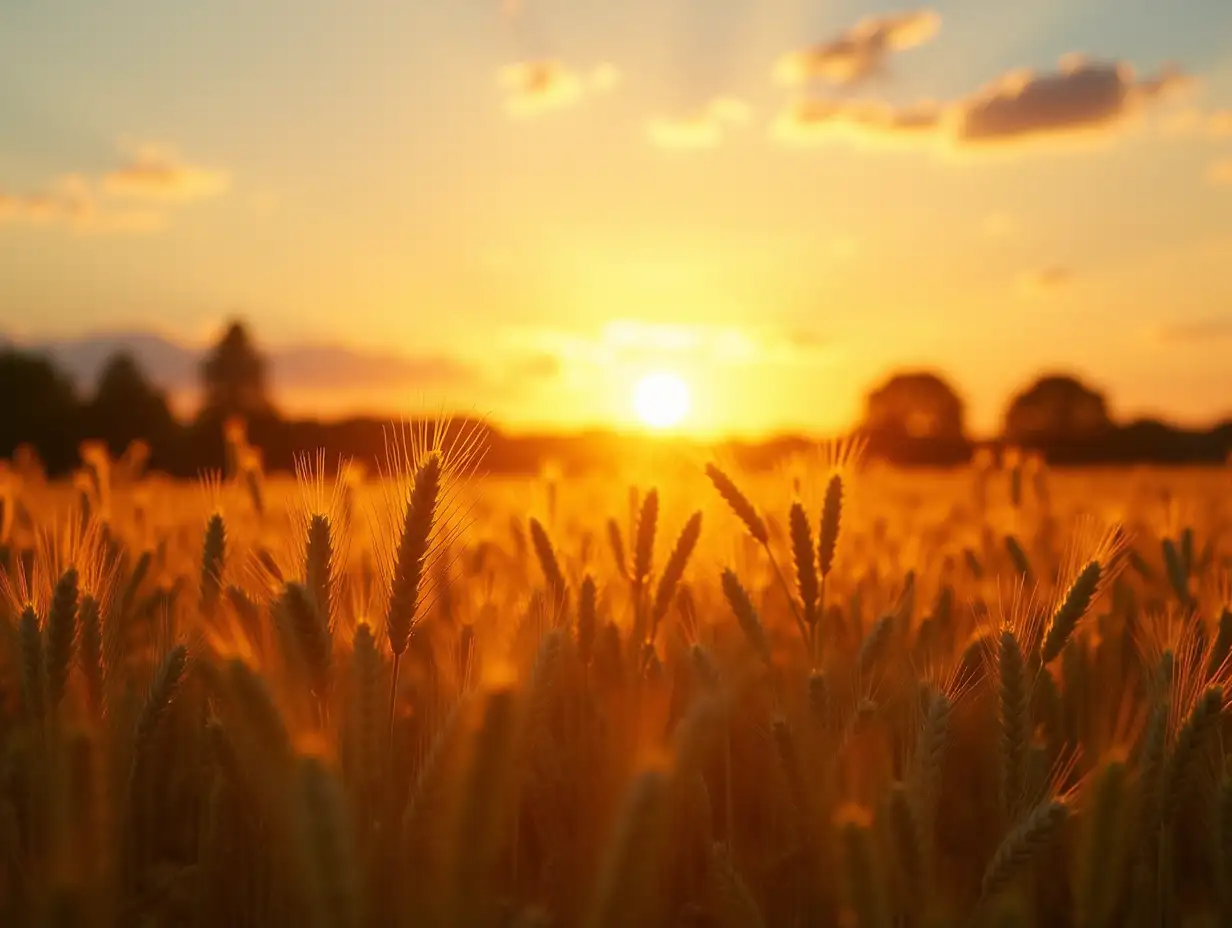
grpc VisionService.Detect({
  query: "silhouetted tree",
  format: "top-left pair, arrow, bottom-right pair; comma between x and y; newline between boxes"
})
86,352 -> 179,461
861,371 -> 968,463
199,320 -> 274,423
1004,374 -> 1112,449
0,349 -> 81,472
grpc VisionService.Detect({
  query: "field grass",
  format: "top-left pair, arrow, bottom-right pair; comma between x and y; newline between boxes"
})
0,432 -> 1230,927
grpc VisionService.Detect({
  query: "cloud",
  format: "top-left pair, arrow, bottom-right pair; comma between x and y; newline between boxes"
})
1210,158 -> 1232,187
1149,316 -> 1232,343
774,57 -> 1190,154
497,61 -> 619,116
0,174 -> 164,234
102,144 -> 230,201
773,98 -> 944,149
647,97 -> 751,150
1,142 -> 229,234
776,9 -> 940,87
0,181 -> 92,227
955,57 -> 1190,145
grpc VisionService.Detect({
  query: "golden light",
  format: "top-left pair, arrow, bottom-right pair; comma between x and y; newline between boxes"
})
633,370 -> 692,430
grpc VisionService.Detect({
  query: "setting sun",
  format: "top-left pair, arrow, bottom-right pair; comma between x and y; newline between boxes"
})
633,370 -> 692,429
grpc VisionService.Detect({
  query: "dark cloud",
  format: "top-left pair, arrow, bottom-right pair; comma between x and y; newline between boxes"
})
956,57 -> 1190,144
776,9 -> 940,87
774,57 -> 1189,152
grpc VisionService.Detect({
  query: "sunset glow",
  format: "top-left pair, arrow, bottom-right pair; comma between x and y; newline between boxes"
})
2,8 -> 1231,924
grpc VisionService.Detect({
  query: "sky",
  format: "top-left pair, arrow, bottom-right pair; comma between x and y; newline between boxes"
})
1,0 -> 1230,438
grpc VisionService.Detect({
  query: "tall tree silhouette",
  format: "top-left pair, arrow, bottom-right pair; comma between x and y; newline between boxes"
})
1004,374 -> 1112,448
199,320 -> 274,422
0,349 -> 81,472
86,352 -> 178,461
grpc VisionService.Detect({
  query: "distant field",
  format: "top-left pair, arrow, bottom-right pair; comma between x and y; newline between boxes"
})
1,444 -> 1230,926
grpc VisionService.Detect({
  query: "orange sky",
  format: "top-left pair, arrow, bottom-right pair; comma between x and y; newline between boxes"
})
1,1 -> 1231,438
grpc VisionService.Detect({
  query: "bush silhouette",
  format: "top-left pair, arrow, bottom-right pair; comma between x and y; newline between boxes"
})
1004,374 -> 1112,451
861,371 -> 969,464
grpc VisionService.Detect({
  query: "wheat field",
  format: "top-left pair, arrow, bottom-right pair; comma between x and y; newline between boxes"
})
0,429 -> 1230,928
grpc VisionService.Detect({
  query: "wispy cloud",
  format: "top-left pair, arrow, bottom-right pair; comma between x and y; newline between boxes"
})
774,57 -> 1190,154
775,9 -> 941,87
497,61 -> 619,116
774,98 -> 943,149
0,142 -> 228,233
0,175 -> 94,227
646,98 -> 751,150
0,178 -> 165,234
102,144 -> 230,202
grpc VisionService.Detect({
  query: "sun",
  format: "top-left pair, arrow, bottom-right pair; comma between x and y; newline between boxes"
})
633,370 -> 692,430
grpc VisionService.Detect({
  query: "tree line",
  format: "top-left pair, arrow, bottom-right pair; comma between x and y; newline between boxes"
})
0,320 -> 1228,477
859,370 -> 1231,466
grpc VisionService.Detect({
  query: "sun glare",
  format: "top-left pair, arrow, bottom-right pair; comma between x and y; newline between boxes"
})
633,370 -> 691,430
